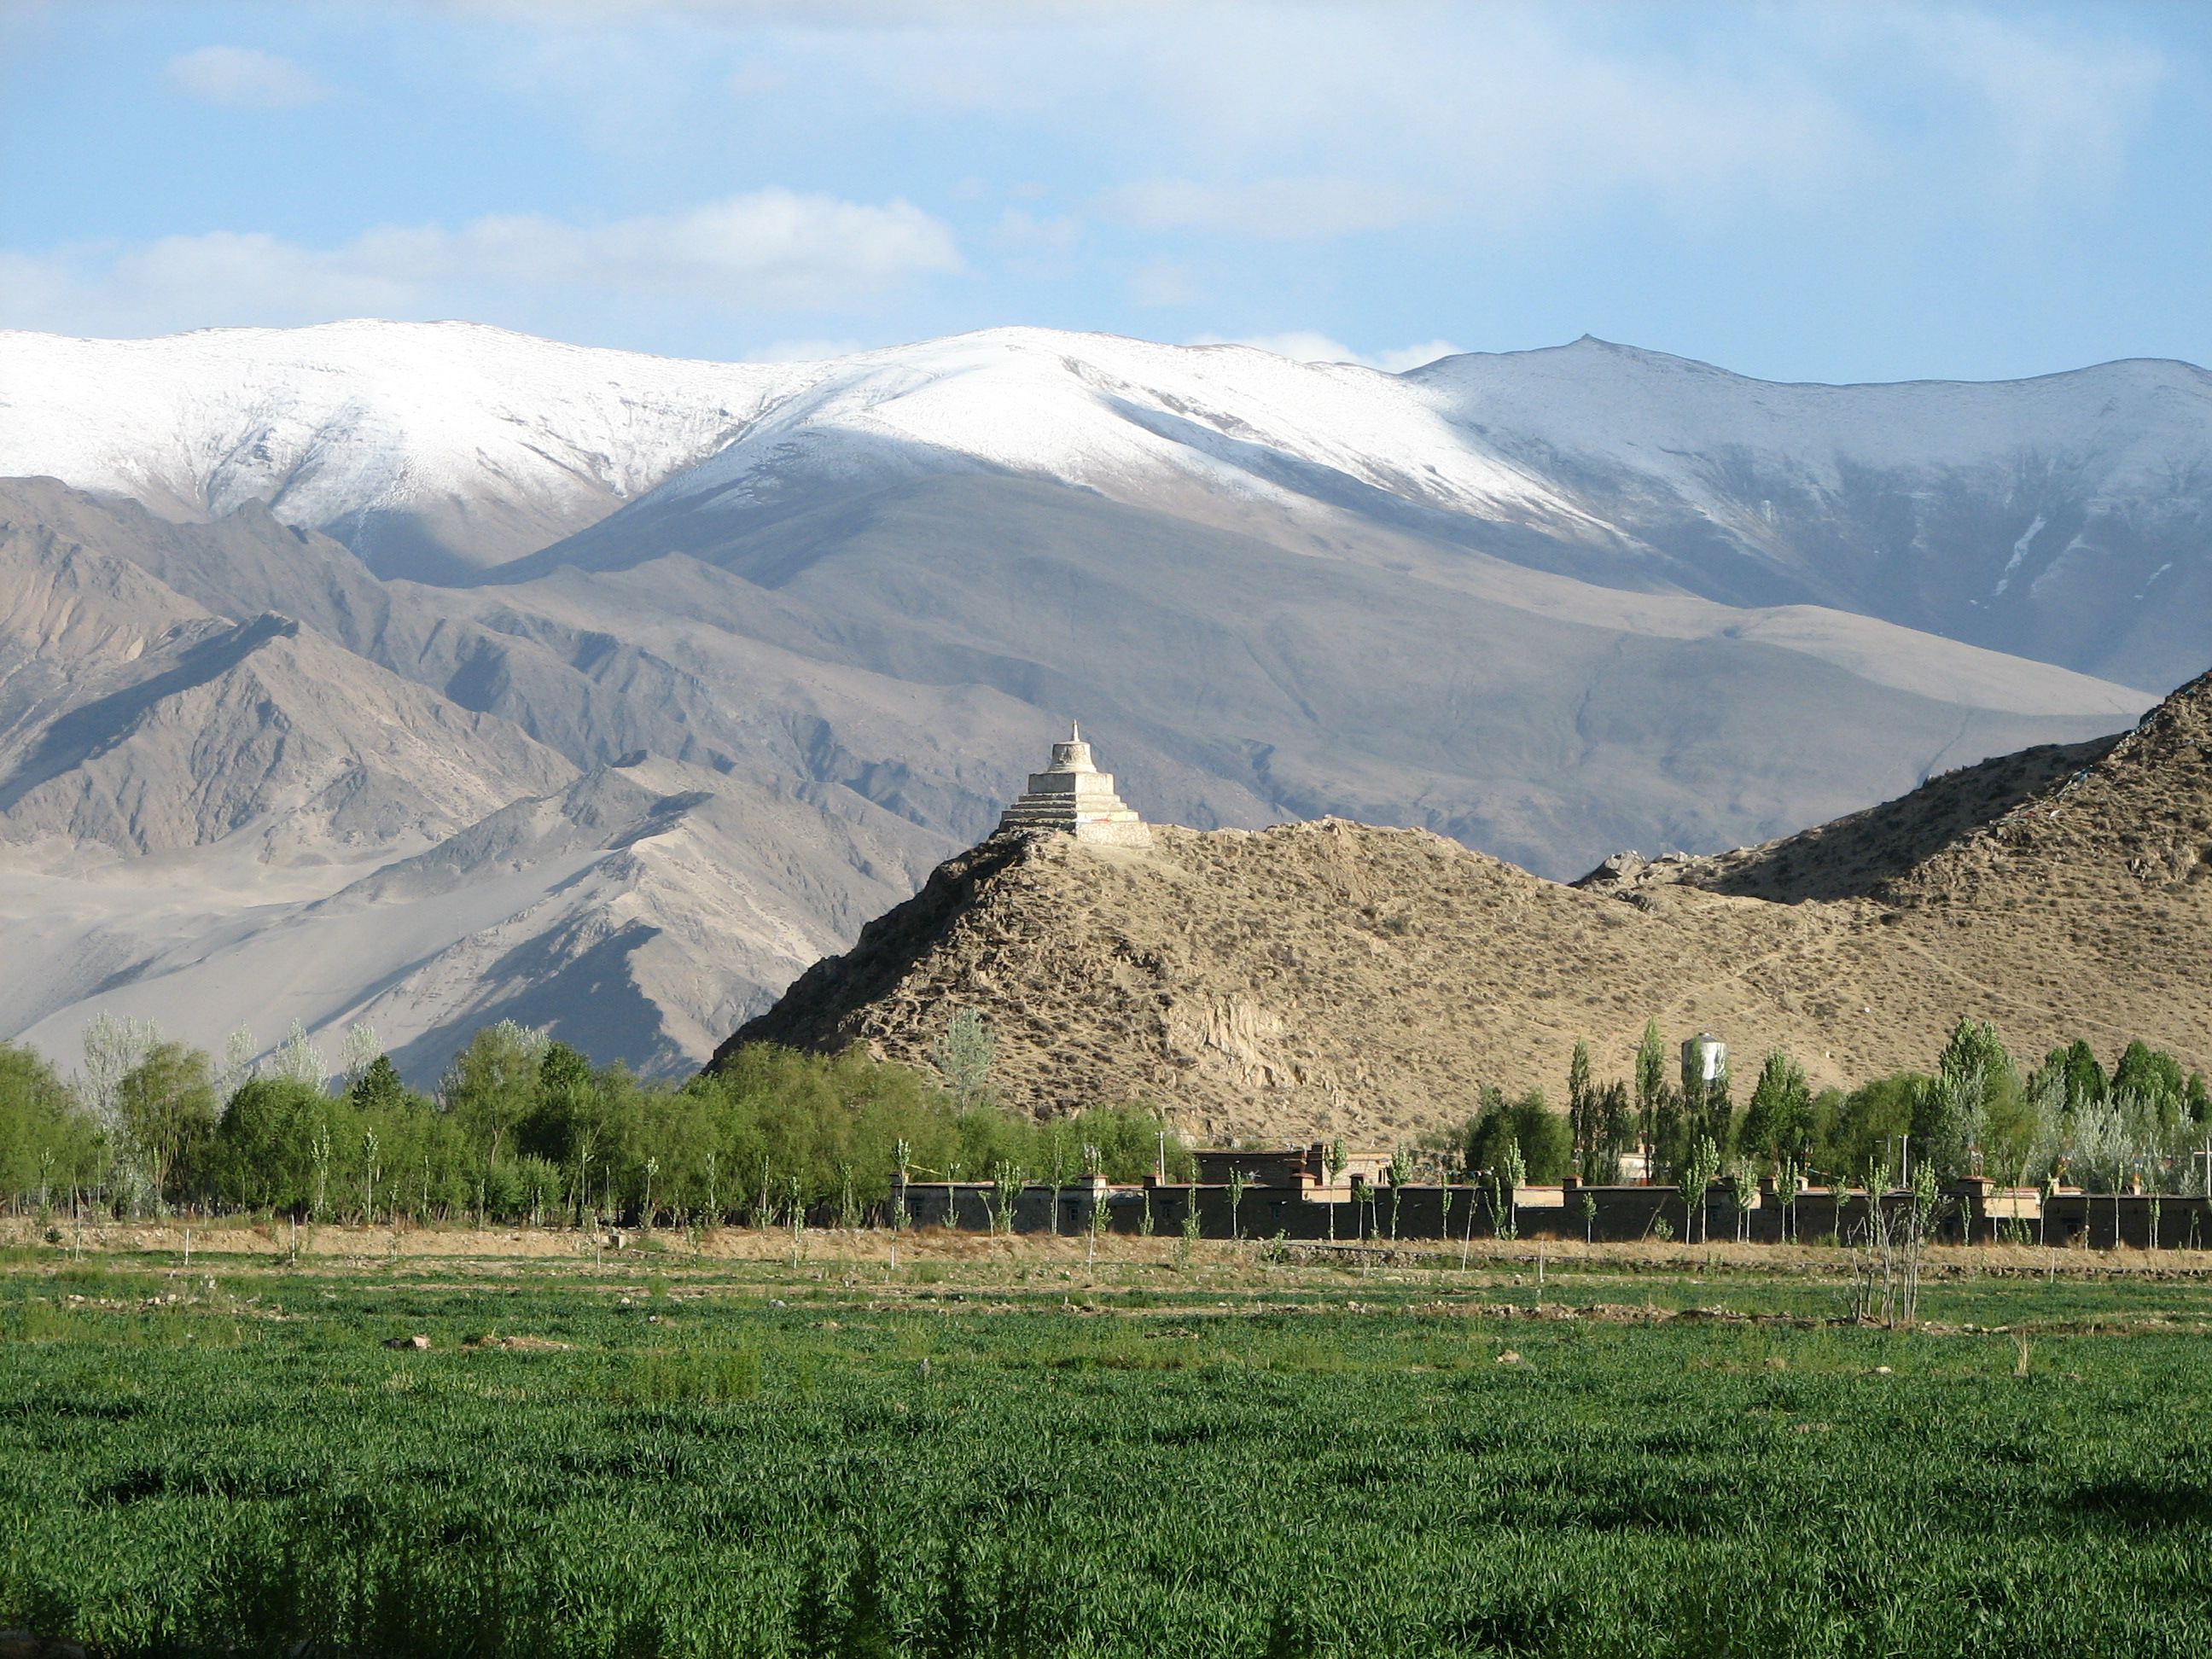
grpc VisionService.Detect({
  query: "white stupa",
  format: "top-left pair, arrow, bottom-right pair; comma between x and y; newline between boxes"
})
996,723 -> 1152,847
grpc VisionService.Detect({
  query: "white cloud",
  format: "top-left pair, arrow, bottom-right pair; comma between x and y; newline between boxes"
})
1188,332 -> 1464,373
409,3 -> 2169,260
352,191 -> 962,303
801,5 -> 2166,233
1097,177 -> 1427,241
1368,339 -> 1464,375
1128,259 -> 1201,307
1873,9 -> 2167,201
161,46 -> 328,108
0,190 -> 963,337
992,209 -> 1080,255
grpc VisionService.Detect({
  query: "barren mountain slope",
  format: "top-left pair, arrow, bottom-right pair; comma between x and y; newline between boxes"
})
1573,736 -> 2124,904
722,821 -> 1844,1141
496,470 -> 2142,881
3,321 -> 2205,1086
1582,672 -> 2212,1082
0,486 -> 947,1079
12,754 -> 944,1083
0,505 -> 573,858
723,672 -> 2212,1144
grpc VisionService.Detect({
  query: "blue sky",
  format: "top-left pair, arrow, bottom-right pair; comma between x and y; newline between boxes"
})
3,0 -> 2207,381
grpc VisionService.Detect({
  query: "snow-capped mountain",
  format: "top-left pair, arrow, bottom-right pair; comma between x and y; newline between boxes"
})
0,319 -> 2200,1081
9,319 -> 2209,684
1408,340 -> 2212,690
0,320 -> 800,582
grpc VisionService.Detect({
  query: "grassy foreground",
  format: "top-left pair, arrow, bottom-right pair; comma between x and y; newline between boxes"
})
7,1231 -> 2212,1657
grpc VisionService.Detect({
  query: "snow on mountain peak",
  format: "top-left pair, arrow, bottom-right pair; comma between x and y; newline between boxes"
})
1406,333 -> 2212,498
0,317 -> 807,575
6,317 -> 2212,661
643,323 -> 1581,532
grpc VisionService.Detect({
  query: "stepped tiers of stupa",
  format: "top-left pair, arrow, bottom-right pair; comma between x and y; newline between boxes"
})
996,725 -> 1152,847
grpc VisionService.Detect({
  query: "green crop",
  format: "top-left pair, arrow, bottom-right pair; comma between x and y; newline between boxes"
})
3,1251 -> 2212,1656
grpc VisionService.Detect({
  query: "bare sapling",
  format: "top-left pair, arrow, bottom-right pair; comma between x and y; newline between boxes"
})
1086,1176 -> 1110,1266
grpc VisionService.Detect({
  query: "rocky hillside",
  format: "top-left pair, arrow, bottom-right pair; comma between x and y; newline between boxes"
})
723,672 -> 2212,1144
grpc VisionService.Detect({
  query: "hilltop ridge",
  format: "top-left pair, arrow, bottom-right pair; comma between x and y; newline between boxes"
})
721,671 -> 2212,1142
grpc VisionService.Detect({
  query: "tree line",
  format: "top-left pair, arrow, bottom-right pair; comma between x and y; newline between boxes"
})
5,1007 -> 2205,1224
0,1010 -> 1185,1226
1457,1019 -> 2212,1196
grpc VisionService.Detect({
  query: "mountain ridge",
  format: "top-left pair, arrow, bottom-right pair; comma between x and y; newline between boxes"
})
2,319 -> 2205,1084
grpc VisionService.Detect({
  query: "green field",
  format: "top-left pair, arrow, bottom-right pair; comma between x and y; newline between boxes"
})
7,1237 -> 2212,1657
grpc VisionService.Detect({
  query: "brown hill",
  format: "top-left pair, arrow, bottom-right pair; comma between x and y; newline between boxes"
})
719,673 -> 2212,1144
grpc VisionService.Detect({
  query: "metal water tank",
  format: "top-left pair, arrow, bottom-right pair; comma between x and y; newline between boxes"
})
1681,1031 -> 1728,1085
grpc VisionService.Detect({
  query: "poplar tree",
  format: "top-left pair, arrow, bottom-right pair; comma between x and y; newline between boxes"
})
1679,1135 -> 1721,1245
1742,1051 -> 1813,1172
1588,1080 -> 1632,1185
1567,1039 -> 1594,1177
1635,1022 -> 1667,1155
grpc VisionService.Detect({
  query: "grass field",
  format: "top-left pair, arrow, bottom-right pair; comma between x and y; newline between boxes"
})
7,1230 -> 2212,1657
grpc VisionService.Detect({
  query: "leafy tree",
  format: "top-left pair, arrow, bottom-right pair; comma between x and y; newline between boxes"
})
79,1013 -> 158,1126
1584,1080 -> 1633,1185
1635,1021 -> 1668,1150
265,1021 -> 328,1090
1679,1039 -> 1708,1146
1565,1041 -> 1632,1184
933,1006 -> 997,1108
1909,1073 -> 1976,1185
0,1042 -> 100,1204
348,1056 -> 409,1115
210,1076 -> 340,1213
1461,1087 -> 1570,1185
1649,1083 -> 1687,1185
2112,1040 -> 2186,1123
1697,1070 -> 1735,1163
352,1060 -> 448,1221
1816,1073 -> 1923,1185
116,1041 -> 218,1209
1492,1136 -> 1527,1240
1679,1135 -> 1721,1244
1924,1017 -> 2023,1179
1567,1039 -> 1594,1173
1804,1087 -> 1845,1174
1937,1017 -> 2011,1095
2040,1039 -> 2106,1108
1726,1155 -> 1760,1243
441,1021 -> 547,1167
1740,1051 -> 1813,1172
